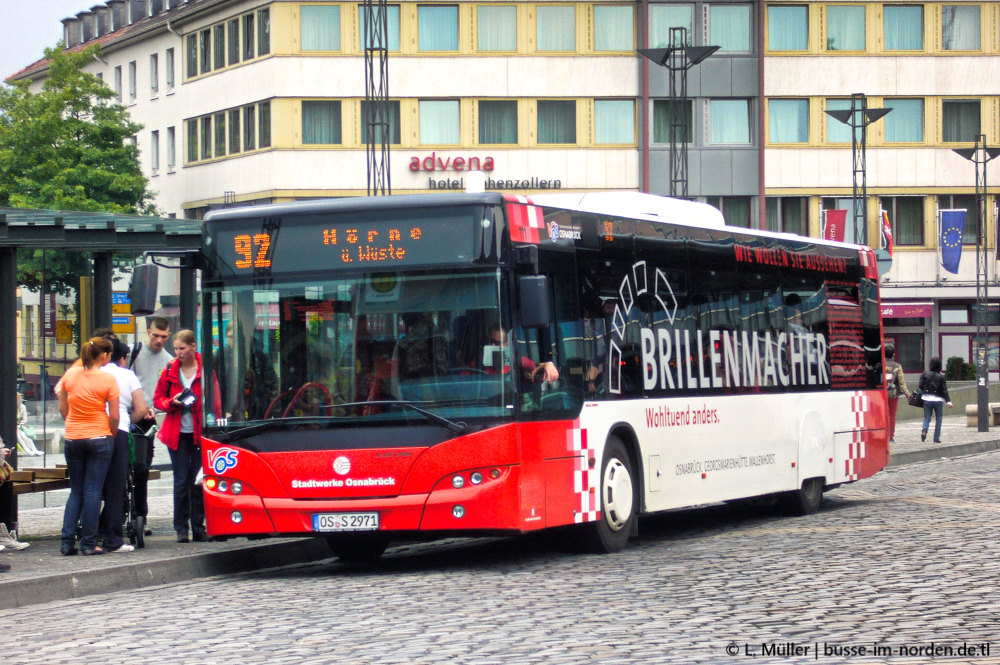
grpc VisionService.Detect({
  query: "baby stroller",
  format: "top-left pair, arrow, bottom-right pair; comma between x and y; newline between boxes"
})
125,421 -> 157,548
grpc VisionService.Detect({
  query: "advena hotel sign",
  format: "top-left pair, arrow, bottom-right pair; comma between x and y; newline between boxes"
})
409,153 -> 563,190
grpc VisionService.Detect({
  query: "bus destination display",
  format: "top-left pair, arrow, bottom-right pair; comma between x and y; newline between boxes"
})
211,213 -> 477,275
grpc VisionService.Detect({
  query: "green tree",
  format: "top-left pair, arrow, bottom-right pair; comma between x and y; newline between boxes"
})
0,44 -> 155,295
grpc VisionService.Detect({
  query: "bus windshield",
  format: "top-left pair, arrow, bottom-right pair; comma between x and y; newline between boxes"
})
207,269 -> 517,428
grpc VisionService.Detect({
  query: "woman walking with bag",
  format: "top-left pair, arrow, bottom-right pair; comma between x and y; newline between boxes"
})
918,357 -> 953,443
154,330 -> 220,543
58,337 -> 119,556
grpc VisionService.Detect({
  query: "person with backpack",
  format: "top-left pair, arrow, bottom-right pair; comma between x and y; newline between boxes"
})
129,317 -> 173,530
918,357 -> 953,443
883,343 -> 911,443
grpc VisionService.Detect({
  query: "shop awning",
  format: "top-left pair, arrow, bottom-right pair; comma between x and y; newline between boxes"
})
881,301 -> 933,318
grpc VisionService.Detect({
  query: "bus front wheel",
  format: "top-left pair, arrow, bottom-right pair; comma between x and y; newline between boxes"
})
779,477 -> 824,515
582,436 -> 636,553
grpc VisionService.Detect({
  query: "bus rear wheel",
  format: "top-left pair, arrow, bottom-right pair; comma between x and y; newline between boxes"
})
581,437 -> 636,553
779,477 -> 824,515
325,535 -> 389,563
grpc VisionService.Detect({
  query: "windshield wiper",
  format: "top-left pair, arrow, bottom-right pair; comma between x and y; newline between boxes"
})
322,400 -> 468,435
216,400 -> 468,442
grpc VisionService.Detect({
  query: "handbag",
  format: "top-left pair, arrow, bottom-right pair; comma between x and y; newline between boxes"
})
907,391 -> 924,408
0,460 -> 13,485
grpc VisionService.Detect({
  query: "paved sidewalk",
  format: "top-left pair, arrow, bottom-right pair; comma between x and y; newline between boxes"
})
2,414 -> 998,610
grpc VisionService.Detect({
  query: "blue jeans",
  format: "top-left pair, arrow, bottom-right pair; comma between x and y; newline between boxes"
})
61,436 -> 114,551
922,401 -> 945,442
168,433 -> 205,537
99,430 -> 131,550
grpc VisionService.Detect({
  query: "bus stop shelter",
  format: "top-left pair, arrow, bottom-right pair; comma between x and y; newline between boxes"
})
0,207 -> 203,530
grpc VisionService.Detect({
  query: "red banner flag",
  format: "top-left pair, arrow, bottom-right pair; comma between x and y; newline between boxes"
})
823,209 -> 847,242
880,210 -> 894,256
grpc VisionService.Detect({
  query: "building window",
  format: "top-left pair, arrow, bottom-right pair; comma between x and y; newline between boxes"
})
229,109 -> 241,154
214,112 -> 227,156
477,6 -> 516,51
419,100 -> 460,144
892,333 -> 924,372
167,126 -> 176,169
942,5 -> 980,50
650,4 -> 693,47
186,34 -> 197,78
228,19 -> 240,65
214,24 -> 226,70
200,116 -> 212,160
939,305 -> 969,325
653,99 -> 693,144
537,100 -> 576,144
243,13 -> 256,60
709,4 -> 751,53
478,100 -> 518,144
825,98 -> 858,143
166,48 -> 175,90
595,99 -> 634,144
200,29 -> 212,74
594,6 -> 634,51
361,100 -> 402,144
259,101 -> 271,148
707,196 -> 751,228
360,5 -> 401,50
937,194 -> 978,245
243,105 -> 256,150
302,5 -> 341,51
767,5 -> 806,50
114,66 -> 122,102
150,130 -> 160,171
537,6 -> 575,51
765,197 -> 807,235
884,98 -> 923,142
303,101 -> 342,145
884,5 -> 922,50
150,53 -> 159,94
187,119 -> 198,162
942,99 -> 980,142
880,196 -> 924,245
826,4 -> 865,51
258,8 -> 271,55
768,99 -> 808,143
128,61 -> 137,102
419,5 -> 458,51
709,99 -> 751,144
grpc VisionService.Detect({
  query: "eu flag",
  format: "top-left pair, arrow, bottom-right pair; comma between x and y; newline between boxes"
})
939,209 -> 966,274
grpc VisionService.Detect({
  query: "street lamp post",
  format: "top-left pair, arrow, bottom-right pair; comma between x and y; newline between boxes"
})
639,30 -> 718,199
825,93 -> 891,246
953,134 -> 1000,432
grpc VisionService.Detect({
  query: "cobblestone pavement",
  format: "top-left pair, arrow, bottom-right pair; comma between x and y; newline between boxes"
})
4,449 -> 999,665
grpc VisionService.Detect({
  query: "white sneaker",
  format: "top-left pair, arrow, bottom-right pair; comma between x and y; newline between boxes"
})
0,524 -> 29,551
109,544 -> 135,553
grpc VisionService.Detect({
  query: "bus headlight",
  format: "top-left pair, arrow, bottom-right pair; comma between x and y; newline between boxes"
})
452,505 -> 465,518
231,481 -> 243,495
452,475 -> 465,489
470,472 -> 483,485
218,480 -> 229,493
231,511 -> 243,524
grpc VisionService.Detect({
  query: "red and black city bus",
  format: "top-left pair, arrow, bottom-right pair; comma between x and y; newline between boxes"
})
196,191 -> 888,560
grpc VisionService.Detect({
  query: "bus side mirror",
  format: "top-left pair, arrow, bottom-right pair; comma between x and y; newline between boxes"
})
518,275 -> 551,329
129,263 -> 159,316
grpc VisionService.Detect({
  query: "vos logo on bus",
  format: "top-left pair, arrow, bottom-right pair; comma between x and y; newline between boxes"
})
209,447 -> 240,474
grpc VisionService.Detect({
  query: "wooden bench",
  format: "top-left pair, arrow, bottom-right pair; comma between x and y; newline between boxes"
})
965,403 -> 1000,427
12,466 -> 161,495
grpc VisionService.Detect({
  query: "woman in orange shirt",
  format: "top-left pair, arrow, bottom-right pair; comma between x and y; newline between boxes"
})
58,337 -> 120,556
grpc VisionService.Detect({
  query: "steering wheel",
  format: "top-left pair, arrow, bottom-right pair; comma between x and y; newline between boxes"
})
282,382 -> 334,418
